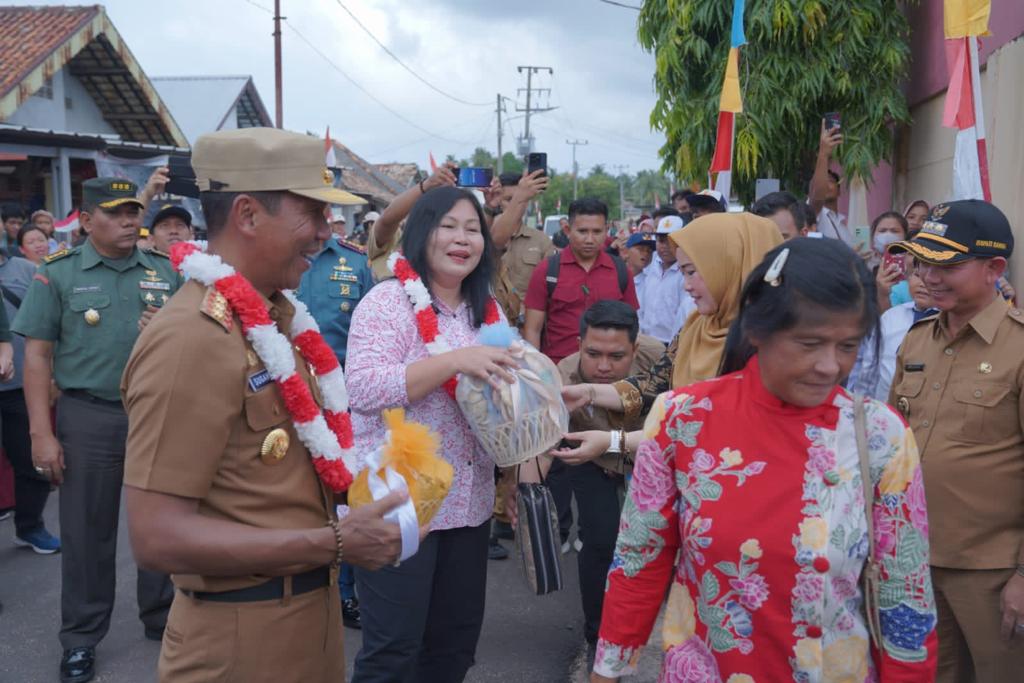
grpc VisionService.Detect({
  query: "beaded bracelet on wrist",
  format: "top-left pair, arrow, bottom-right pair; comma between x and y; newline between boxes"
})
326,519 -> 344,568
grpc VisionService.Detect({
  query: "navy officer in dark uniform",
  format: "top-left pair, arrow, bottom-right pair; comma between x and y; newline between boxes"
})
295,211 -> 374,629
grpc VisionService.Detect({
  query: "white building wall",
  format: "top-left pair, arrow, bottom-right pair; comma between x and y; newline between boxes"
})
6,68 -> 116,135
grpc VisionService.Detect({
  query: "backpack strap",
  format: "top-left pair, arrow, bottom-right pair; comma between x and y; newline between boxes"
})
611,254 -> 628,294
545,254 -> 561,298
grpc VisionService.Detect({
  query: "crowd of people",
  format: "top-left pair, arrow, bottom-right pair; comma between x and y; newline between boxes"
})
0,118 -> 1021,683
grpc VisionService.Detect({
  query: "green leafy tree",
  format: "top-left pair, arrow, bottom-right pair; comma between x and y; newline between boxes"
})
630,169 -> 672,209
638,1 -> 913,202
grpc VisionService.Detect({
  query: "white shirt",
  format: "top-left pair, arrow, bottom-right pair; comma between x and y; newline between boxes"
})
817,206 -> 854,247
847,302 -> 926,400
637,253 -> 695,344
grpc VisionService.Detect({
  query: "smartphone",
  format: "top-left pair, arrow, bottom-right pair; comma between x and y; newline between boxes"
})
454,167 -> 494,188
823,112 -> 842,131
526,152 -> 547,178
882,251 -> 908,281
165,155 -> 199,198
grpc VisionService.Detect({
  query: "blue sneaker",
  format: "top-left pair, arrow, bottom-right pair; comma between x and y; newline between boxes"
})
14,527 -> 61,554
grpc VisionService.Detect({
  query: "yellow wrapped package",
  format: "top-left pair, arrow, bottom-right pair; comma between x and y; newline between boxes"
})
348,409 -> 453,528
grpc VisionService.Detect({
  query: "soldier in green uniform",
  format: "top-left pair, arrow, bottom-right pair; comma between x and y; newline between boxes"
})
296,228 -> 373,629
12,178 -> 182,683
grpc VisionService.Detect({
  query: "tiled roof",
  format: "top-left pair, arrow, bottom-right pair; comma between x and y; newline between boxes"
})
374,162 -> 422,189
0,5 -> 186,147
0,5 -> 98,101
332,141 -> 406,204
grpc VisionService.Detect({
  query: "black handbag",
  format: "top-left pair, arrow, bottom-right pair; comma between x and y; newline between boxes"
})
514,461 -> 564,595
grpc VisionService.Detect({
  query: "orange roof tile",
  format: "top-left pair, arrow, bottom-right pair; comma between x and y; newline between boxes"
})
0,5 -> 99,100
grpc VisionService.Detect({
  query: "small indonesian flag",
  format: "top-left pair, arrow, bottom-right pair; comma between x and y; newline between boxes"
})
54,210 -> 79,234
324,127 -> 337,168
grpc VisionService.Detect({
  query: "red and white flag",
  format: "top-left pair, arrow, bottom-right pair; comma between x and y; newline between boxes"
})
54,210 -> 79,233
324,127 -> 337,168
942,1 -> 991,201
428,152 -> 438,173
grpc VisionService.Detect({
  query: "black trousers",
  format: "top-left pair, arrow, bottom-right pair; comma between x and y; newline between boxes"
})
0,389 -> 50,535
56,393 -> 174,649
567,462 -> 624,644
546,457 -> 575,543
352,521 -> 490,683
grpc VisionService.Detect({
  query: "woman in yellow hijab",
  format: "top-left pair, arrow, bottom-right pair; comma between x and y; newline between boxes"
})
555,213 -> 782,460
669,212 -> 784,387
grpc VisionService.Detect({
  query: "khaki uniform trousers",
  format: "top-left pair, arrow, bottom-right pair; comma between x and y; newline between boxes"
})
158,583 -> 344,683
933,566 -> 1024,683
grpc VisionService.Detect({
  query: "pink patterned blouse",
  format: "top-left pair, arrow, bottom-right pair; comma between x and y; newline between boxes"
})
346,278 -> 499,531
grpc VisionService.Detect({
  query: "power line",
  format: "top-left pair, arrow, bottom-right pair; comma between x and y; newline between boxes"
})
597,0 -> 642,9
331,0 -> 491,107
281,20 -> 471,145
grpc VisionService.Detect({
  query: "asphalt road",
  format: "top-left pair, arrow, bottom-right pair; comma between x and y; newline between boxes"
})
0,496 -> 661,682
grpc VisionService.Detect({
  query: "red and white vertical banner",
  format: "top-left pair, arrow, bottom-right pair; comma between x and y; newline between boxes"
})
942,1 -> 992,201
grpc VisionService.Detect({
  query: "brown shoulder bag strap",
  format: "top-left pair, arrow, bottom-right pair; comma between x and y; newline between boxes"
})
854,393 -> 883,648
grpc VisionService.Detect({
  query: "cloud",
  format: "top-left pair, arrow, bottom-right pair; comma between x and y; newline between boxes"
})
29,0 -> 668,173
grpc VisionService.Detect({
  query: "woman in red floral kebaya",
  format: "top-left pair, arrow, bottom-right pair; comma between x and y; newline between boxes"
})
593,238 -> 937,683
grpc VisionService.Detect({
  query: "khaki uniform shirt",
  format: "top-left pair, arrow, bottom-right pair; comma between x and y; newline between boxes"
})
890,295 -> 1024,569
368,223 -> 401,283
557,334 -> 665,473
122,280 -> 334,592
502,223 -> 555,299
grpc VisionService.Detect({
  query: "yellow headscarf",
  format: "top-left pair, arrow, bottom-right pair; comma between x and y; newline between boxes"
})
669,212 -> 783,388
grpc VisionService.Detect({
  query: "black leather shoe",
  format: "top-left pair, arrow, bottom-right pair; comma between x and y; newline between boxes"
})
341,597 -> 361,630
60,647 -> 95,683
144,626 -> 165,641
488,535 -> 509,561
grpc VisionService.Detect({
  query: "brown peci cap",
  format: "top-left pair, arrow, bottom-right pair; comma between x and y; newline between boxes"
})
191,128 -> 367,206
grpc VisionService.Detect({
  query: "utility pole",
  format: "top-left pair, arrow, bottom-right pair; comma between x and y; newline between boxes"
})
515,66 -> 556,155
566,139 -> 588,199
273,0 -> 283,128
496,94 -> 508,174
612,164 -> 629,221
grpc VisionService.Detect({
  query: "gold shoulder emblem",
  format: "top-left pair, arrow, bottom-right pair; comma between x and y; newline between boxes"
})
199,287 -> 234,332
44,248 -> 70,263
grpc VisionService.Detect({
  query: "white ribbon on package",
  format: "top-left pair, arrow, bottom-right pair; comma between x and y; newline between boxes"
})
363,435 -> 421,563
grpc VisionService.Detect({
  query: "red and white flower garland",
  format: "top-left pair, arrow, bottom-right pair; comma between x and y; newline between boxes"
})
170,241 -> 356,493
387,251 -> 502,399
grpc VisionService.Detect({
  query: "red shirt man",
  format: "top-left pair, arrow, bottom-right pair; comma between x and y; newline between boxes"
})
523,198 -> 639,363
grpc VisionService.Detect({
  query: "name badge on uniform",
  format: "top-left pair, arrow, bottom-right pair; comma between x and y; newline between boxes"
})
248,369 -> 272,392
139,280 -> 171,291
904,363 -> 925,372
72,285 -> 102,294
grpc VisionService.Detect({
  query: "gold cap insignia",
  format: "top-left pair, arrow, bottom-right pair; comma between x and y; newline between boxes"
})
323,168 -> 334,185
931,204 -> 950,219
260,428 -> 290,465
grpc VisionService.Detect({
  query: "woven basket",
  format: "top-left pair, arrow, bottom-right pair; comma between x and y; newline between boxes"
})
457,344 -> 569,468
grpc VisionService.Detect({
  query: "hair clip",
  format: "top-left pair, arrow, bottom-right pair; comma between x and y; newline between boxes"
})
764,248 -> 790,287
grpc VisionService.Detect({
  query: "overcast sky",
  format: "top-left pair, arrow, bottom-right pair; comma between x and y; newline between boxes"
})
41,0 -> 669,175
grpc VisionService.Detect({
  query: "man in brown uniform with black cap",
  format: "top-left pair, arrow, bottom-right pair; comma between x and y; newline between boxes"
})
888,199 -> 1024,683
121,128 -> 407,682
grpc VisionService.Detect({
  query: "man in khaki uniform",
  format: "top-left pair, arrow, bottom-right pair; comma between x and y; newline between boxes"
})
552,300 -> 662,658
889,199 -> 1024,683
121,128 -> 406,682
494,170 -> 553,321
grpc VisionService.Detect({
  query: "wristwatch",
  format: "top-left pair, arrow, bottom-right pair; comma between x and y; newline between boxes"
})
607,429 -> 623,455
